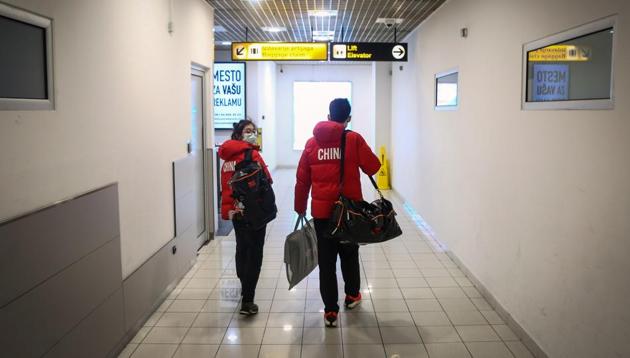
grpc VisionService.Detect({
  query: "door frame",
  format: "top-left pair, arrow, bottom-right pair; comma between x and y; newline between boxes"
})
191,63 -> 213,247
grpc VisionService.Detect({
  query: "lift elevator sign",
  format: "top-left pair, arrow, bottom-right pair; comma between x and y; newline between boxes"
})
532,64 -> 569,101
330,42 -> 408,62
213,62 -> 246,129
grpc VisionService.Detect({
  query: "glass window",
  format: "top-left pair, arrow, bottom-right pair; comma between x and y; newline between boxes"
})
293,81 -> 352,150
0,3 -> 54,110
435,71 -> 458,109
523,17 -> 615,110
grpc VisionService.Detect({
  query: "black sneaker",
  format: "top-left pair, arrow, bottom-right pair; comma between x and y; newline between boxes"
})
239,302 -> 259,315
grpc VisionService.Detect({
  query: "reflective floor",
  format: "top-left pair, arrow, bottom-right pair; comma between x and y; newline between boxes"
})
119,170 -> 535,358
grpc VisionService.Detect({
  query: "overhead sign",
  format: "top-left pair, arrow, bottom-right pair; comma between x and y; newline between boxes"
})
528,45 -> 590,62
231,42 -> 328,61
213,62 -> 246,129
532,64 -> 569,101
330,42 -> 408,62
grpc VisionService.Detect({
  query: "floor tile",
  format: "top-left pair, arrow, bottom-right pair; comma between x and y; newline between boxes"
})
143,327 -> 188,344
155,312 -> 197,327
168,299 -> 206,313
130,327 -> 151,344
397,278 -> 430,288
380,326 -> 423,344
215,344 -> 260,358
505,341 -> 535,358
274,289 -> 307,300
270,300 -> 305,313
143,312 -> 163,326
301,345 -> 343,358
480,310 -> 504,325
426,277 -> 459,288
117,343 -> 137,358
402,288 -> 435,299
492,325 -> 519,341
438,298 -> 477,312
471,298 -> 492,310
258,345 -> 301,358
222,327 -> 265,345
302,327 -> 342,344
446,311 -> 488,325
156,300 -> 173,312
372,299 -> 410,312
384,344 -> 429,358
376,311 -> 415,327
425,343 -> 472,358
406,299 -> 443,312
262,327 -> 303,345
432,287 -> 468,299
370,288 -> 404,299
130,344 -> 178,358
342,327 -> 383,344
177,288 -> 213,300
203,299 -> 239,313
340,312 -> 379,327
418,326 -> 461,343
182,327 -> 227,344
192,312 -> 234,327
465,342 -> 514,358
456,325 -> 501,342
172,344 -> 219,358
343,344 -> 386,358
412,311 -> 452,326
266,312 -> 305,327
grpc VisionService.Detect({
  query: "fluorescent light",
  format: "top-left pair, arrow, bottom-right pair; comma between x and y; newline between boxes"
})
261,26 -> 287,32
213,25 -> 226,32
308,9 -> 338,17
375,18 -> 404,25
312,30 -> 334,42
221,41 -> 232,45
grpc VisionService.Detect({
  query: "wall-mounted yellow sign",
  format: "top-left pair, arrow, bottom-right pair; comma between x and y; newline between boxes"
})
231,42 -> 328,61
528,45 -> 590,62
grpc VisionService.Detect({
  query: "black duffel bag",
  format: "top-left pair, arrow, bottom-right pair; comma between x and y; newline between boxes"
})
329,130 -> 402,244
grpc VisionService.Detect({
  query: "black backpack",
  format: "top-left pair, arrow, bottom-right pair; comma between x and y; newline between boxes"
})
229,149 -> 277,229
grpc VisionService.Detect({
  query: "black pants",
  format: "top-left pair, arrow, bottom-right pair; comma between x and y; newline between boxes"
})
233,220 -> 266,303
314,219 -> 361,313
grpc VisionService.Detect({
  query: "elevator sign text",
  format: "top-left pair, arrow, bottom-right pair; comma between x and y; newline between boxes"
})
532,64 -> 569,101
213,62 -> 246,129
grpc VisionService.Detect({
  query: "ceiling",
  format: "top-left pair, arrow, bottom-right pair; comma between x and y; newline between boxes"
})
208,0 -> 446,46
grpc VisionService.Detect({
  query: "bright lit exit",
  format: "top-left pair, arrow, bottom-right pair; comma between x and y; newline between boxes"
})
292,81 -> 352,150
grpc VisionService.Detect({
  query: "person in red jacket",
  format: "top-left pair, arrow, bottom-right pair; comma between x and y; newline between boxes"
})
295,98 -> 381,327
219,119 -> 272,315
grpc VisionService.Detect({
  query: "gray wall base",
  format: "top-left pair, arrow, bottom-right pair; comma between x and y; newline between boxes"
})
445,251 -> 549,358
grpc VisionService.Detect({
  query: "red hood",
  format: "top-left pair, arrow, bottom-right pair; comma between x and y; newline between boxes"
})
219,140 -> 255,160
313,121 -> 345,146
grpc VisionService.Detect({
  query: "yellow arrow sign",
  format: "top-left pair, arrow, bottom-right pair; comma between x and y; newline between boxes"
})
528,45 -> 590,62
231,42 -> 328,61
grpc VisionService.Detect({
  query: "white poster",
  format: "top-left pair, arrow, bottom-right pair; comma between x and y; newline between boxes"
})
213,62 -> 245,129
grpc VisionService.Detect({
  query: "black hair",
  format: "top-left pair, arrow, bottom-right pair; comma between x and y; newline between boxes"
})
231,119 -> 256,140
329,98 -> 351,123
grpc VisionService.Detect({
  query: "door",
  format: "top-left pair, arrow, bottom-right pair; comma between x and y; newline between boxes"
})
191,69 -> 207,247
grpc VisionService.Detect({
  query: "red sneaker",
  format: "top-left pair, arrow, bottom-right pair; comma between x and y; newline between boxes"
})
344,292 -> 362,309
324,311 -> 338,327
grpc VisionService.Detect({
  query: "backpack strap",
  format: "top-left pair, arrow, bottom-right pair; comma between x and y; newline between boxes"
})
339,130 -> 348,189
244,148 -> 253,162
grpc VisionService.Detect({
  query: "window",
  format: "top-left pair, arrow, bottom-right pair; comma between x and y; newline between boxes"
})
435,70 -> 458,110
522,16 -> 615,110
0,4 -> 54,110
293,81 -> 352,150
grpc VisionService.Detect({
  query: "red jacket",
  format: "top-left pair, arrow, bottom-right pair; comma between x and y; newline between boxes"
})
219,140 -> 272,220
295,121 -> 381,219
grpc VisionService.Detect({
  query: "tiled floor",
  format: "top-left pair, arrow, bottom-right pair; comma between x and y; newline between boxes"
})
119,170 -> 535,358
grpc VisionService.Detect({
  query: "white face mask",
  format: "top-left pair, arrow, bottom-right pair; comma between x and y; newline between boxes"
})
243,132 -> 257,144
